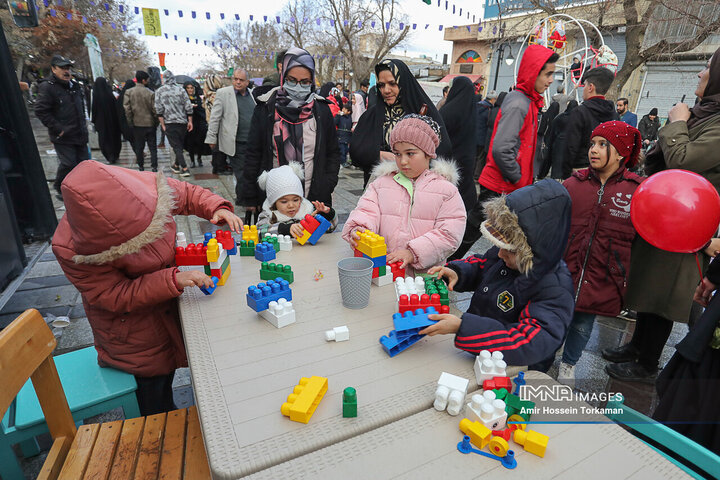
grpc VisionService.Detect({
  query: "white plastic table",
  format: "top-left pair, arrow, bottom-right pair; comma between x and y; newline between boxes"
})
178,234 -> 691,480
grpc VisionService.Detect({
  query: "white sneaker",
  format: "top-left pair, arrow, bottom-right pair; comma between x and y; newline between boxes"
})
557,362 -> 576,387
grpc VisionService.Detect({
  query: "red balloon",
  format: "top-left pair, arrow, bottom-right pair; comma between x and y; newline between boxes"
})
631,170 -> 720,253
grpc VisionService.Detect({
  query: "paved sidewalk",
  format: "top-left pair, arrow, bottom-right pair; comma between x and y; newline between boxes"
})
6,111 -> 688,478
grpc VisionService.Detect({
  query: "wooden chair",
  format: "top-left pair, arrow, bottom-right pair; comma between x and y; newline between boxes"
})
0,309 -> 211,480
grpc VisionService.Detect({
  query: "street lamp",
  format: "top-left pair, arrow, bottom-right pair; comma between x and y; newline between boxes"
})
493,43 -> 514,91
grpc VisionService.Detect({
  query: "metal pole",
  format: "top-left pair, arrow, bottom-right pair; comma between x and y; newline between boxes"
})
493,45 -> 504,91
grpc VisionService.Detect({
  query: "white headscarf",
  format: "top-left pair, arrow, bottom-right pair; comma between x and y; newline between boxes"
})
352,92 -> 366,124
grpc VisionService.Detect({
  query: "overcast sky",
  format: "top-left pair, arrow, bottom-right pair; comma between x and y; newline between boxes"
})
122,0 -> 486,74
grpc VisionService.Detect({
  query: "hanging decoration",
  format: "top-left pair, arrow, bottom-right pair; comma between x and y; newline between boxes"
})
141,7 -> 161,36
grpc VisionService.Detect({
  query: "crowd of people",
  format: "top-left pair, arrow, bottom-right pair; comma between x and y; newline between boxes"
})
34,44 -> 720,454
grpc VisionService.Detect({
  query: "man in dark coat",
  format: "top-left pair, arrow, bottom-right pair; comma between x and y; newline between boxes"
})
638,108 -> 661,146
562,67 -> 619,178
35,54 -> 89,201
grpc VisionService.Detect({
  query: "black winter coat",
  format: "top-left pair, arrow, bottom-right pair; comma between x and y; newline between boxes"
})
476,99 -> 493,149
240,93 -> 341,207
563,97 -> 618,177
35,74 -> 88,145
638,114 -> 660,142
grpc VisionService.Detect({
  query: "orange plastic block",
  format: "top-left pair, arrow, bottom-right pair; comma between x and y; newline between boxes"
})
459,418 -> 492,450
356,230 -> 387,257
281,376 -> 328,423
513,428 -> 549,457
242,225 -> 259,244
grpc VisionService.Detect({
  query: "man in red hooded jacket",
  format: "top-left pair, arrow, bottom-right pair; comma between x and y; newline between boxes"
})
450,44 -> 558,260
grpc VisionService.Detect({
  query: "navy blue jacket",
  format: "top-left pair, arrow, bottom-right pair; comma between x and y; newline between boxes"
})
334,113 -> 352,144
476,99 -> 493,148
447,179 -> 575,366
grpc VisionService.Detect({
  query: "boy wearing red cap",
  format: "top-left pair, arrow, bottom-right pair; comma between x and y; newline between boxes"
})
558,120 -> 644,386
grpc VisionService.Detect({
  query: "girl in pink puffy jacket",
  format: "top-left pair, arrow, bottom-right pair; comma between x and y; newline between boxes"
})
342,114 -> 466,274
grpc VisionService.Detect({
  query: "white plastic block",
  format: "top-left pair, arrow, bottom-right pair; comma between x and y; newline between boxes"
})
208,243 -> 227,269
372,270 -> 393,286
466,391 -> 507,430
259,298 -> 296,328
324,326 -> 350,342
474,350 -> 507,385
278,234 -> 293,251
433,372 -> 470,416
176,232 -> 187,248
394,276 -> 426,300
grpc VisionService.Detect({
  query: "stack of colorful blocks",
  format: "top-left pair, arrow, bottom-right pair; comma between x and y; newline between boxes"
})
379,307 -> 438,357
297,214 -> 332,245
353,230 -> 387,279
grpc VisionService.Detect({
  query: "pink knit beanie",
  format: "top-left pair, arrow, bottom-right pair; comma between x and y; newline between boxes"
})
389,114 -> 440,159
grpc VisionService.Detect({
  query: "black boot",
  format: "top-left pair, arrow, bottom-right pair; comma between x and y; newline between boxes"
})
601,343 -> 640,363
605,361 -> 657,384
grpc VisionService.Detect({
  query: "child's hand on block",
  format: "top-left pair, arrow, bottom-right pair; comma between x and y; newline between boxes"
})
427,265 -> 458,290
290,223 -> 305,239
420,313 -> 461,336
387,249 -> 415,269
177,270 -> 215,290
311,201 -> 331,215
211,208 -> 243,233
349,230 -> 361,248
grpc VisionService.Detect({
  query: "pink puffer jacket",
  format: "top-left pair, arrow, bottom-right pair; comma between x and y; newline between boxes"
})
342,158 -> 466,273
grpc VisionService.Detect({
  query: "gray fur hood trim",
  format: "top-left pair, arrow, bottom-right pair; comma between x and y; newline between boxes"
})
72,172 -> 176,265
369,157 -> 460,186
482,196 -> 534,275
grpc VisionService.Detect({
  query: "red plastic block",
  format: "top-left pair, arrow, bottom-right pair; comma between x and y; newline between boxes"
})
354,249 -> 363,258
214,230 -> 235,251
398,293 -> 441,314
491,428 -> 512,441
372,267 -> 379,278
175,243 -> 208,266
300,214 -> 320,234
389,261 -> 405,281
483,376 -> 513,392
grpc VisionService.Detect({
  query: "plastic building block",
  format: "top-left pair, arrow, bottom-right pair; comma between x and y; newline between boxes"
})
355,249 -> 386,268
300,214 -> 320,233
457,435 -> 517,469
398,293 -> 444,315
259,298 -> 296,328
209,255 -> 230,280
216,263 -> 231,286
425,277 -> 450,306
203,232 -> 213,246
355,230 -> 387,257
465,390 -> 507,430
488,436 -> 511,457
254,242 -> 276,262
504,393 -> 535,420
214,230 -> 237,254
239,240 -> 256,256
507,414 -> 527,431
207,239 -> 227,265
242,225 -> 259,244
393,307 -> 438,339
176,232 -> 187,248
342,387 -> 357,418
246,279 -> 292,312
372,267 -> 379,279
325,326 -> 349,342
482,376 -> 512,392
379,330 -> 422,357
388,261 -> 405,280
175,244 -> 208,266
458,418 -> 492,450
491,428 -> 512,441
474,350 -> 507,385
372,269 -> 393,286
395,277 -> 426,299
493,388 -> 509,401
199,276 -> 219,295
307,214 -> 331,245
296,229 -> 311,245
262,234 -> 280,252
434,372 -> 469,416
260,262 -> 294,283
513,429 -> 549,458
513,372 -> 526,396
278,234 -> 292,251
280,376 -> 328,423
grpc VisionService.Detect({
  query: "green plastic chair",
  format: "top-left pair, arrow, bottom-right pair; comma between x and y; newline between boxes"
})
0,346 -> 139,480
606,395 -> 720,479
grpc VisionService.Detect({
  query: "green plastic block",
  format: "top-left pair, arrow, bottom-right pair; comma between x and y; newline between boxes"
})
378,265 -> 386,276
343,387 -> 357,418
259,262 -> 294,283
204,265 -> 211,275
263,234 -> 280,252
239,239 -> 256,256
492,388 -> 508,401
425,277 -> 449,305
505,393 -> 535,420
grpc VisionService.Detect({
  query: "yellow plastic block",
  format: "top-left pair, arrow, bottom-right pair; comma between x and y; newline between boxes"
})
513,428 -> 549,458
242,225 -> 259,244
296,230 -> 311,246
459,418 -> 492,450
217,263 -> 231,286
281,376 -> 328,423
206,239 -> 220,263
356,230 -> 387,257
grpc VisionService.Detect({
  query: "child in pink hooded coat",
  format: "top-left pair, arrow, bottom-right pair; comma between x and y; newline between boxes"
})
342,114 -> 466,274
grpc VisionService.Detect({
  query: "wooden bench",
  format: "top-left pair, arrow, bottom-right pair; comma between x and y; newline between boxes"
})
0,309 -> 211,480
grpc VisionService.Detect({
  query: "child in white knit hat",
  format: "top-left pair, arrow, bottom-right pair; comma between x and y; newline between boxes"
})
257,163 -> 337,237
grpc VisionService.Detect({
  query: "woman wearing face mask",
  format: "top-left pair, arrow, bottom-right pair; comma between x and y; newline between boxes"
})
351,59 -> 452,186
241,47 -> 341,212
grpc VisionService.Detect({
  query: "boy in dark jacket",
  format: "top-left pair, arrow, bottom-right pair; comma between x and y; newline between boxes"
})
335,103 -> 353,167
563,67 -> 619,178
421,179 -> 575,370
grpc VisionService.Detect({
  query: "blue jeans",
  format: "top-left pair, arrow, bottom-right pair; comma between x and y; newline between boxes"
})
339,141 -> 349,165
561,311 -> 597,365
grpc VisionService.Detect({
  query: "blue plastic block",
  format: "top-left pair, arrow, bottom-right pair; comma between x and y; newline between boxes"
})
361,253 -> 386,268
392,307 -> 437,339
254,242 -> 277,262
199,276 -> 219,295
306,214 -> 332,245
513,372 -> 526,396
203,231 -> 213,246
226,245 -> 237,255
379,330 -> 423,357
246,279 -> 292,312
457,436 -> 517,469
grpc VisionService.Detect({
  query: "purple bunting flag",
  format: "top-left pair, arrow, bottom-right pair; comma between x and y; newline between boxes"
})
206,12 -> 211,19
